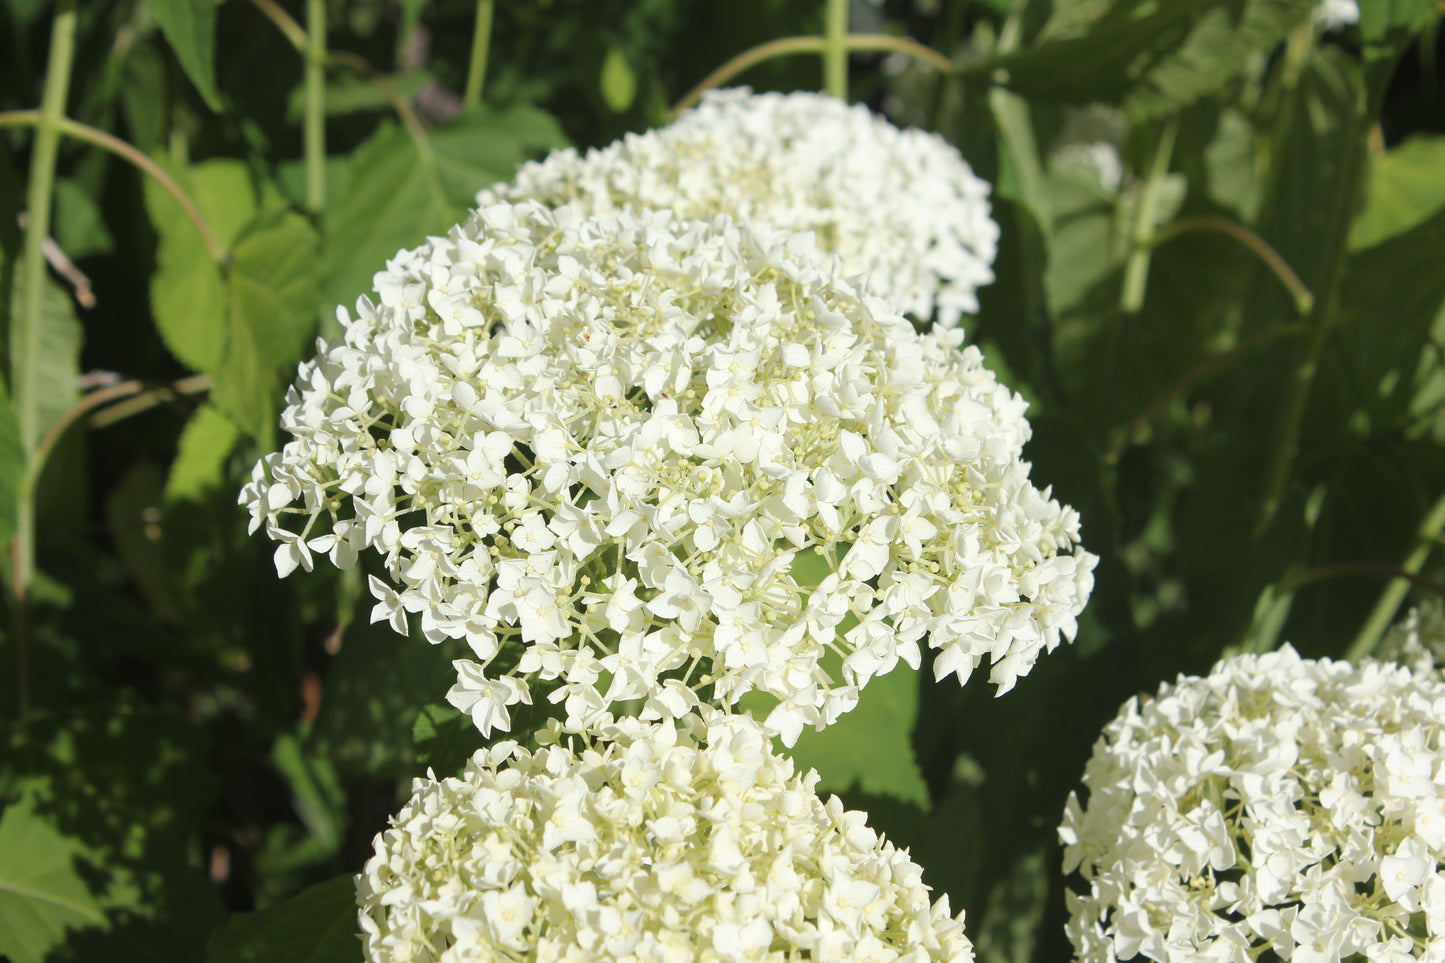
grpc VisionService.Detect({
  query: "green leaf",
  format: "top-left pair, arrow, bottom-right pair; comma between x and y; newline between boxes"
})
144,157 -> 258,373
146,0 -> 223,111
106,461 -> 180,623
322,105 -> 568,313
206,876 -> 359,963
413,702 -> 479,779
0,388 -> 23,550
9,269 -> 82,456
164,404 -> 241,504
788,662 -> 930,808
0,794 -> 107,963
1349,135 -> 1445,251
52,179 -> 115,261
210,207 -> 320,440
975,0 -> 1318,119
1358,0 -> 1438,49
600,45 -> 638,112
308,621 -> 467,779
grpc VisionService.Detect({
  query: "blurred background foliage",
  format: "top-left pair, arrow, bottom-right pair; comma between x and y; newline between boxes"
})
1,0 -> 1443,960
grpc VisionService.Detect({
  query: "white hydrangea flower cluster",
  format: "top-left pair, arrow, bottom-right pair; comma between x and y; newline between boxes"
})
1312,0 -> 1360,31
478,88 -> 999,328
1060,645 -> 1445,963
240,200 -> 1095,743
358,711 -> 974,963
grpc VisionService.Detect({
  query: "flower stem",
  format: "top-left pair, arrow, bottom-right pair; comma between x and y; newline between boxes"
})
1346,491 -> 1445,662
304,0 -> 326,215
1120,116 -> 1178,314
0,111 -> 223,261
671,35 -> 951,117
824,0 -> 848,99
1150,216 -> 1313,316
463,0 -> 495,109
12,0 -> 78,719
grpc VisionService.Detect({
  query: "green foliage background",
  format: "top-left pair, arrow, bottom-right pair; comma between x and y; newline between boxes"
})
1,0 -> 1443,960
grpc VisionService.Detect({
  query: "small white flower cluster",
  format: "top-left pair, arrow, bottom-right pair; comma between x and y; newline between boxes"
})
1060,645 -> 1445,963
358,711 -> 974,963
1312,0 -> 1360,31
478,88 -> 999,328
241,200 -> 1095,743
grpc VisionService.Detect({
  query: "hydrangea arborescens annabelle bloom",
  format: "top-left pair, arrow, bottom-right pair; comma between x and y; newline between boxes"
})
240,201 -> 1096,743
1060,645 -> 1445,963
357,710 -> 973,963
477,88 -> 999,328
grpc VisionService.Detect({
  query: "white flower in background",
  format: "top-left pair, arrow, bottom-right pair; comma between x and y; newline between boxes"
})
240,201 -> 1095,742
1060,645 -> 1445,963
478,88 -> 999,328
1313,0 -> 1359,31
357,710 -> 974,963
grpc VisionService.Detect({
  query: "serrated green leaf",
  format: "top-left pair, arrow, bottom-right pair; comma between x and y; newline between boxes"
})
789,662 -> 930,808
322,106 -> 568,313
0,794 -> 107,963
146,0 -> 223,111
206,876 -> 359,963
210,207 -> 320,440
600,46 -> 638,112
974,0 -> 1318,119
164,404 -> 241,504
1349,135 -> 1445,251
144,157 -> 258,374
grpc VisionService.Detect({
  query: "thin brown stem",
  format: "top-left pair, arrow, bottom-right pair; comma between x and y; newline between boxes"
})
671,34 -> 954,117
1152,216 -> 1314,316
26,374 -> 212,493
0,110 -> 223,261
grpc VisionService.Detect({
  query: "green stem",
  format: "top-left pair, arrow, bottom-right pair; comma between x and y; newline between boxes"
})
0,111 -> 223,261
304,0 -> 326,215
1120,116 -> 1178,314
671,35 -> 951,117
824,0 -> 848,99
1347,492 -> 1445,662
12,0 -> 79,720
463,0 -> 495,109
1151,216 -> 1313,316
1255,79 -> 1370,535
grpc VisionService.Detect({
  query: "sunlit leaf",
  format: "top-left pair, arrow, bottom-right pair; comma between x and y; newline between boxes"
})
164,404 -> 241,505
600,46 -> 638,112
1349,135 -> 1445,251
0,794 -> 106,963
144,158 -> 258,374
210,207 -> 320,440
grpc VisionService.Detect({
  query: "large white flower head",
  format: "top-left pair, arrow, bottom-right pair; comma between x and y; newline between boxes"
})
1312,0 -> 1359,31
1060,645 -> 1445,963
240,201 -> 1095,743
478,88 -> 999,328
357,710 -> 974,963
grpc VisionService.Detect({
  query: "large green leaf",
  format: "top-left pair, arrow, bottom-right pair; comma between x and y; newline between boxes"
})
972,0 -> 1317,119
322,105 -> 568,314
1349,135 -> 1445,251
210,207 -> 321,440
8,269 -> 82,457
143,157 -> 258,374
146,0 -> 223,111
1358,0 -> 1438,49
206,876 -> 359,963
0,794 -> 106,963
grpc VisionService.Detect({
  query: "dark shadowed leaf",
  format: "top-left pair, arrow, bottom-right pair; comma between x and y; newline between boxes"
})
206,876 -> 360,963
